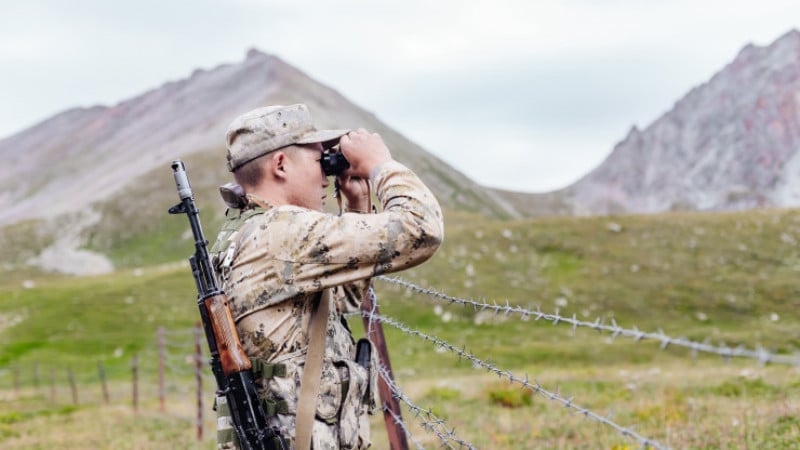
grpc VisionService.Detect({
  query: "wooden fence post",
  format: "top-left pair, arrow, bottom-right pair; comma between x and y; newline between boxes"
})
98,361 -> 110,404
49,366 -> 56,403
361,288 -> 409,450
132,354 -> 139,413
13,364 -> 19,398
33,361 -> 40,391
67,367 -> 78,405
158,326 -> 166,412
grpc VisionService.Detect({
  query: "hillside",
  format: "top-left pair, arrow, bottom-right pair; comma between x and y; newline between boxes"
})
3,208 -> 799,370
0,49 -> 518,276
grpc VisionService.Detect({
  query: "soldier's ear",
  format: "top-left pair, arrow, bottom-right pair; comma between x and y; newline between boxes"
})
271,151 -> 288,179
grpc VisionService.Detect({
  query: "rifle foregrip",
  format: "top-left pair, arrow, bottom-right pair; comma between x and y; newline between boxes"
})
204,293 -> 252,376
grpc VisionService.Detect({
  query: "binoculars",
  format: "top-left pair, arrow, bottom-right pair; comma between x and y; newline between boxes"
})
320,151 -> 350,176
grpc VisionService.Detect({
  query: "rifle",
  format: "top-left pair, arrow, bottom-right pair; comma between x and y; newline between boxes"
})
169,160 -> 287,450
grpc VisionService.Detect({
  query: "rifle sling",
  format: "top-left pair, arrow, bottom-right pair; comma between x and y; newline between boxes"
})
295,288 -> 331,450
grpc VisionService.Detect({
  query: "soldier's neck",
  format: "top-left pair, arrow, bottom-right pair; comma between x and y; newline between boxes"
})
246,184 -> 287,208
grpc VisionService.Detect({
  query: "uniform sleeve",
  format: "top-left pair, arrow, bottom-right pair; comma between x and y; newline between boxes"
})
262,161 -> 444,297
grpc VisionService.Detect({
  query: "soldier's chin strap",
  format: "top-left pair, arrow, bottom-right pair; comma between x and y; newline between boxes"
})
295,289 -> 332,450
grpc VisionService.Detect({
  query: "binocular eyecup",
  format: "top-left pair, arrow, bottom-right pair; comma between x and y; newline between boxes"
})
321,152 -> 350,176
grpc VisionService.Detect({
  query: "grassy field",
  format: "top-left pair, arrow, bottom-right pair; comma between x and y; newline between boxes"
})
2,208 -> 800,448
2,362 -> 798,449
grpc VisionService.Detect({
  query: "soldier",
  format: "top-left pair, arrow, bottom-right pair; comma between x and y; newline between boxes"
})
209,104 -> 444,449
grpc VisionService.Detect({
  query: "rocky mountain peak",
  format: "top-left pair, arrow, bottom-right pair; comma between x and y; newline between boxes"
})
245,47 -> 269,60
562,29 -> 800,215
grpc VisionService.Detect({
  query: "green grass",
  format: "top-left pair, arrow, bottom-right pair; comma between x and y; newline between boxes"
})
3,207 -> 800,448
82,149 -> 230,269
0,267 -> 198,373
486,382 -> 534,408
0,405 -> 79,425
0,219 -> 55,275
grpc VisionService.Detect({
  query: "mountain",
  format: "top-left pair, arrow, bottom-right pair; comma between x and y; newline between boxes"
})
502,29 -> 800,216
0,49 -> 518,226
5,30 -> 800,275
0,49 -> 518,275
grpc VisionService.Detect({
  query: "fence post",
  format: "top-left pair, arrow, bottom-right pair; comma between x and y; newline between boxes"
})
49,366 -> 56,403
195,322 -> 204,441
361,288 -> 409,450
33,361 -> 40,391
158,326 -> 166,412
132,354 -> 139,413
13,364 -> 19,398
67,367 -> 78,405
98,361 -> 110,404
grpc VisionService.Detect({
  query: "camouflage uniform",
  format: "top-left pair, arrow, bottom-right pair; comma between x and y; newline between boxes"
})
211,160 -> 443,449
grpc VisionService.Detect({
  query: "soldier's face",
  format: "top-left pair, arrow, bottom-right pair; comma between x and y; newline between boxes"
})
285,143 -> 330,211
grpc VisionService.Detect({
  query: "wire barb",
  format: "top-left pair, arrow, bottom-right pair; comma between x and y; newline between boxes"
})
376,276 -> 800,367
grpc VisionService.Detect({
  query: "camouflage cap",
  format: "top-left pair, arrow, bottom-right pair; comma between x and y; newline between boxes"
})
225,104 -> 348,172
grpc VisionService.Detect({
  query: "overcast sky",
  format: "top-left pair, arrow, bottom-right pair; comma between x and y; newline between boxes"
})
1,1 -> 798,192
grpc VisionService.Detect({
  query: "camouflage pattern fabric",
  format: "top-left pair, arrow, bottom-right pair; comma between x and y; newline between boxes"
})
214,395 -> 240,450
211,160 -> 443,449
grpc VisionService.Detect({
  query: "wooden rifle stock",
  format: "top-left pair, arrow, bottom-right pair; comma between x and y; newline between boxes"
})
204,293 -> 252,376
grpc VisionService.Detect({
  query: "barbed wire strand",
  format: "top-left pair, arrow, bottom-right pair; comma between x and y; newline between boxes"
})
164,340 -> 195,351
161,328 -> 196,337
366,287 -> 380,340
378,364 -> 476,450
377,276 -> 799,367
383,399 -> 427,450
363,310 -> 668,450
164,359 -> 196,377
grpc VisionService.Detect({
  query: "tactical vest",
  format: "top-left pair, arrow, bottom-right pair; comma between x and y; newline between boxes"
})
210,206 -> 267,286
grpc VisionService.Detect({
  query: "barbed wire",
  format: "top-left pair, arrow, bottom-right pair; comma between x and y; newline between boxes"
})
164,340 -> 195,351
383,399 -> 427,450
365,287 -> 380,340
377,276 -> 800,367
362,309 -> 668,450
164,359 -> 196,377
377,364 -> 476,450
161,328 -> 196,337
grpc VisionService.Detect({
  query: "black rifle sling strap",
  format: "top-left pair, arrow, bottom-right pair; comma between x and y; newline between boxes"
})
295,288 -> 332,450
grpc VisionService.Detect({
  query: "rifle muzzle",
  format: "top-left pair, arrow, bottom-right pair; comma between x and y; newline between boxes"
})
171,160 -> 193,200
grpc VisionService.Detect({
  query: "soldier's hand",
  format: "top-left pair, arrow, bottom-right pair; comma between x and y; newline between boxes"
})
339,129 -> 392,179
336,174 -> 371,212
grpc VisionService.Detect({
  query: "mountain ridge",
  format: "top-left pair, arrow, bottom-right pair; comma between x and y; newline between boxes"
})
567,29 -> 800,215
0,49 -> 518,274
0,49 -> 517,227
